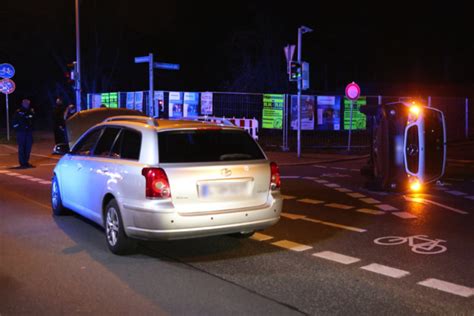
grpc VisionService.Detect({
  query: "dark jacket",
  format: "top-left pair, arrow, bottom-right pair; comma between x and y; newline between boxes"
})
12,107 -> 35,132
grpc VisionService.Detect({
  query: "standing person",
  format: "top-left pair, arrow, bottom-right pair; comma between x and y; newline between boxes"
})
12,99 -> 35,169
52,97 -> 66,145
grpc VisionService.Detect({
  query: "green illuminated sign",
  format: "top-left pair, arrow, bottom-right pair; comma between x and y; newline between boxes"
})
101,92 -> 119,108
262,94 -> 284,129
343,96 -> 366,130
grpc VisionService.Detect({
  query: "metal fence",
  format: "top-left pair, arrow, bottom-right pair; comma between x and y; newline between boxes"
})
87,91 -> 472,151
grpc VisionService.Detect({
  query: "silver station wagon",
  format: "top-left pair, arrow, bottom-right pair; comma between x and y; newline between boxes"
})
52,112 -> 282,254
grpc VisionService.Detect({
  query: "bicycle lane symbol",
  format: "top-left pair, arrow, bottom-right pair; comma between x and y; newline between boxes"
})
374,235 -> 447,255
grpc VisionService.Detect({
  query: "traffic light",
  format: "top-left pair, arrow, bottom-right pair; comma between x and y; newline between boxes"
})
289,61 -> 301,81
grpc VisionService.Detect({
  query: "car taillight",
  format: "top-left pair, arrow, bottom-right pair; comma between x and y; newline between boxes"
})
270,162 -> 281,190
142,168 -> 171,199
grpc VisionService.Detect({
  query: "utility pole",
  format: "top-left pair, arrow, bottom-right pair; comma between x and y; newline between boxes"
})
148,53 -> 154,116
75,0 -> 82,111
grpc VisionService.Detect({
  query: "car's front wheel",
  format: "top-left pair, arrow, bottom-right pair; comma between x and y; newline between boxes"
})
51,175 -> 67,216
104,199 -> 135,255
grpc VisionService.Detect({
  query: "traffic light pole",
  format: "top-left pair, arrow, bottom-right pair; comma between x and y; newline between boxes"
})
297,27 -> 302,158
75,0 -> 82,111
149,53 -> 154,117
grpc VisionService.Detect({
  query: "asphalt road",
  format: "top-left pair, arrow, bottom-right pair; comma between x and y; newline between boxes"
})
1,143 -> 473,315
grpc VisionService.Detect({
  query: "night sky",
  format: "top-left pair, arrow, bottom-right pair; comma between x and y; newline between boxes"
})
2,1 -> 474,114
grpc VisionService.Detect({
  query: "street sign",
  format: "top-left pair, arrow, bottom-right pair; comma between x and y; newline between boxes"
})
284,44 -> 296,63
345,81 -> 361,100
0,63 -> 15,79
0,78 -> 16,94
153,62 -> 180,70
134,56 -> 151,63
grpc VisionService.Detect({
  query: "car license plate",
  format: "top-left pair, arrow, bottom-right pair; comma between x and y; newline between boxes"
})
199,179 -> 251,199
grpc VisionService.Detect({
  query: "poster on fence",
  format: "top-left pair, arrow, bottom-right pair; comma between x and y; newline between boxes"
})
316,96 -> 341,130
134,91 -> 144,112
343,96 -> 367,130
262,94 -> 284,129
153,91 -> 164,117
91,94 -> 102,109
200,92 -> 213,115
184,92 -> 199,117
291,95 -> 315,130
169,91 -> 183,118
126,92 -> 135,110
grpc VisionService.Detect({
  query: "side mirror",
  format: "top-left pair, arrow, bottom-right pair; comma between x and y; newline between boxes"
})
53,143 -> 70,155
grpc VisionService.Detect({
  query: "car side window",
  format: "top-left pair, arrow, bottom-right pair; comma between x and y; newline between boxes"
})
71,128 -> 103,156
110,129 -> 142,160
93,127 -> 121,157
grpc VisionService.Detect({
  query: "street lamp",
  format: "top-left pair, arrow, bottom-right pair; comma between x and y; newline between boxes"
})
297,25 -> 313,158
75,0 -> 82,111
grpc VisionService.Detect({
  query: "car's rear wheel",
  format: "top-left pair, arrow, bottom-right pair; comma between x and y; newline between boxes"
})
51,175 -> 67,216
105,199 -> 135,255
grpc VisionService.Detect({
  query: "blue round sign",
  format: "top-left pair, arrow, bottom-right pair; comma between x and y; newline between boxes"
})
0,63 -> 15,79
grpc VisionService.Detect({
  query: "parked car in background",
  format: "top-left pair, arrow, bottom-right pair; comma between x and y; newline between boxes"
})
52,114 -> 282,254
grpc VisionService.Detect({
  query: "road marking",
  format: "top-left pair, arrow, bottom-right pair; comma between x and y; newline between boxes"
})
356,208 -> 385,215
281,176 -> 300,179
375,204 -> 398,211
359,198 -> 381,204
418,278 -> 474,298
325,203 -> 354,210
27,178 -> 43,182
280,194 -> 296,200
17,175 -> 34,179
312,251 -> 361,264
5,172 -> 21,176
331,167 -> 347,170
301,217 -> 366,232
281,212 -> 307,220
350,168 -> 359,172
313,165 -> 327,169
324,183 -> 341,188
335,188 -> 353,193
360,263 -> 410,278
0,170 -> 9,173
445,190 -> 467,196
392,211 -> 417,219
302,176 -> 319,180
297,198 -> 325,205
433,186 -> 448,191
346,192 -> 366,198
272,240 -> 312,252
39,163 -> 58,166
314,179 -> 329,184
405,196 -> 469,215
39,181 -> 52,185
465,196 -> 474,200
250,232 -> 274,241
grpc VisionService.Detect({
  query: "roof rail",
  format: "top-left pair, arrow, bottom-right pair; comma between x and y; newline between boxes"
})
103,115 -> 158,127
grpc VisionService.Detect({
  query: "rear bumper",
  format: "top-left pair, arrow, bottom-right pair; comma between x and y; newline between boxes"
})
121,196 -> 282,240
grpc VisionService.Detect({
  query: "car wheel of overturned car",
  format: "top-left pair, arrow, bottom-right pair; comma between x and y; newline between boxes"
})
105,199 -> 136,255
51,175 -> 67,216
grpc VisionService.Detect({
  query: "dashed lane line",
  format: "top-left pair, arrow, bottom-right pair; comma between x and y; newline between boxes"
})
334,188 -> 353,193
312,251 -> 360,265
350,169 -> 359,172
250,232 -> 274,241
281,213 -> 307,220
17,175 -> 34,179
300,217 -> 366,233
392,211 -> 417,219
374,204 -> 398,211
0,171 -> 51,185
280,176 -> 301,179
313,179 -> 329,184
302,176 -> 319,180
271,240 -> 312,252
325,203 -> 354,210
39,181 -> 52,185
360,263 -> 410,278
38,163 -> 58,166
404,196 -> 469,215
445,190 -> 467,196
297,198 -> 325,205
324,183 -> 341,188
359,198 -> 381,204
331,167 -> 347,170
418,278 -> 474,298
312,165 -> 327,169
356,208 -> 385,215
280,194 -> 296,200
346,192 -> 366,198
465,196 -> 474,200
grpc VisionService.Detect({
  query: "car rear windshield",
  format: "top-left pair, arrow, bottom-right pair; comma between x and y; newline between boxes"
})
424,110 -> 445,180
158,129 -> 265,163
